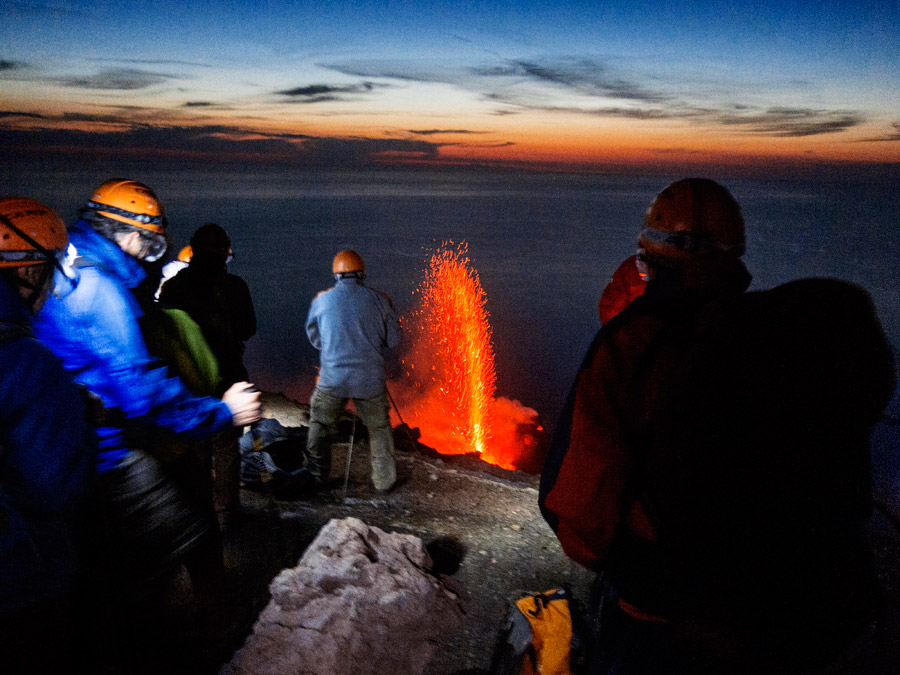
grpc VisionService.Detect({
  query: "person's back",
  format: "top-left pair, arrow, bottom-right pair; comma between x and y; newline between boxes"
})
307,276 -> 400,399
160,223 -> 256,389
540,178 -> 896,674
305,250 -> 401,492
141,306 -> 222,398
612,273 -> 891,671
0,198 -> 95,671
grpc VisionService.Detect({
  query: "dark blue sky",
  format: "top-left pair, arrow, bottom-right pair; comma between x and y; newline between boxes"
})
2,1 -> 898,169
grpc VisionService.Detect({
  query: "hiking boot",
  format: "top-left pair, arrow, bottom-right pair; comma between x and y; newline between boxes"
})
371,455 -> 396,493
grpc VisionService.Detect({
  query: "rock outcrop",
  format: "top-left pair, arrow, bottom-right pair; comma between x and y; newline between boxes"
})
222,517 -> 465,675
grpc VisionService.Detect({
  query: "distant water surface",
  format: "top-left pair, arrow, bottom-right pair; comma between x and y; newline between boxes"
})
5,161 -> 899,437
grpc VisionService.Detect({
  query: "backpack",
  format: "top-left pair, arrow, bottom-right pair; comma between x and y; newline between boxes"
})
490,587 -> 584,675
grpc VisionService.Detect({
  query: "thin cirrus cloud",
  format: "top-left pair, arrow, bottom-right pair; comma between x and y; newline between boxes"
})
471,59 -> 671,104
326,57 -> 866,139
56,68 -> 175,91
713,107 -> 863,137
275,82 -> 385,104
0,109 -> 44,120
89,58 -> 213,69
407,129 -> 488,136
326,57 -> 674,104
524,102 -> 864,137
320,61 -> 449,84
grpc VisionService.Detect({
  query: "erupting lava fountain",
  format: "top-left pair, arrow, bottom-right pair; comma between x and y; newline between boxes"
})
391,242 -> 547,472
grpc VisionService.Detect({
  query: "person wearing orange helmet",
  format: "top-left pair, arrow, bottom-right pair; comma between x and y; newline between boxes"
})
540,179 -> 896,674
32,180 -> 261,657
305,249 -> 401,493
160,223 -> 257,517
161,223 -> 256,388
0,198 -> 95,669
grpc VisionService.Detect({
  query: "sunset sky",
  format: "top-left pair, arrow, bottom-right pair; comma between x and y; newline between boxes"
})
2,0 -> 899,171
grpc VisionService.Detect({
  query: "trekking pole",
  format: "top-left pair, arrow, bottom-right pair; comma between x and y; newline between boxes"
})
341,415 -> 357,501
386,385 -> 417,450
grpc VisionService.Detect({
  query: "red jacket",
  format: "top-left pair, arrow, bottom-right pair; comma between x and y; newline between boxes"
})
540,252 -> 894,653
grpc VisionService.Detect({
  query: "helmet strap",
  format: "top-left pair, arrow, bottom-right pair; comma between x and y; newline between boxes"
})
0,214 -> 66,277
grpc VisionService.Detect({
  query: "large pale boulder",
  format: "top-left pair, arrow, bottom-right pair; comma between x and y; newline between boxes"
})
222,517 -> 465,675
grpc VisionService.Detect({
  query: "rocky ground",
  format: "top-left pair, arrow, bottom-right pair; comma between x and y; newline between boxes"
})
116,391 -> 592,674
118,392 -> 900,675
238,393 -> 594,675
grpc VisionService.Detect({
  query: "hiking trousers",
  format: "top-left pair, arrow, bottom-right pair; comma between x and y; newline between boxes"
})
307,387 -> 397,491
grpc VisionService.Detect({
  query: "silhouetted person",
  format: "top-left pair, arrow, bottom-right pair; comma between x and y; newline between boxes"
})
0,198 -> 94,673
540,178 -> 896,674
160,224 -> 257,518
160,223 -> 256,389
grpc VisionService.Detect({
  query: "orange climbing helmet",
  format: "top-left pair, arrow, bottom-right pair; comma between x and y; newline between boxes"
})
0,197 -> 68,268
332,249 -> 365,275
84,179 -> 168,262
86,179 -> 166,233
639,178 -> 745,262
0,196 -> 77,307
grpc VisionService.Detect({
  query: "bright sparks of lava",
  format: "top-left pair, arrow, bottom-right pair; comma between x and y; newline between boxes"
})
393,242 -> 547,471
400,242 -> 496,456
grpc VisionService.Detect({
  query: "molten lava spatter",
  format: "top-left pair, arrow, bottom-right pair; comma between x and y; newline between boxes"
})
394,242 -> 547,471
400,243 -> 496,456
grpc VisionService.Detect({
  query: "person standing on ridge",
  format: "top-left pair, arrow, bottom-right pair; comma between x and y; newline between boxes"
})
597,253 -> 647,324
539,178 -> 897,674
32,180 -> 261,655
160,223 -> 257,518
305,249 -> 401,493
160,223 -> 256,388
0,197 -> 95,672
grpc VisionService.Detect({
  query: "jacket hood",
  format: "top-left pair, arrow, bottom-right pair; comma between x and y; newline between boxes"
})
68,220 -> 146,290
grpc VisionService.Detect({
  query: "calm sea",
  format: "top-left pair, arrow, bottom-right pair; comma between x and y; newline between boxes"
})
5,158 -> 899,502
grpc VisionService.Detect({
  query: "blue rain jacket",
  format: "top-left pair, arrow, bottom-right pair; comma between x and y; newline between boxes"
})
1,279 -> 94,613
306,276 -> 401,399
34,222 -> 233,472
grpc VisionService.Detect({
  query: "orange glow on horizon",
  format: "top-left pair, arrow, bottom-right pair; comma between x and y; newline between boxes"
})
3,96 -> 897,168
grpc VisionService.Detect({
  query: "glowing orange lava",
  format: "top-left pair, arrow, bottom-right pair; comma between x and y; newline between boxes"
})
392,242 -> 547,471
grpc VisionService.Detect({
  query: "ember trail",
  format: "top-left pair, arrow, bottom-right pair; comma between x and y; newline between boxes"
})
394,242 -> 545,471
